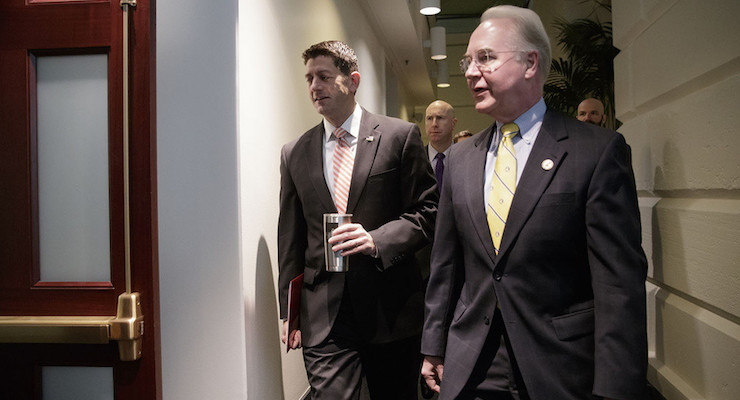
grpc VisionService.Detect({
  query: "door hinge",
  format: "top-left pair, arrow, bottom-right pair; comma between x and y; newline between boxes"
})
120,0 -> 137,8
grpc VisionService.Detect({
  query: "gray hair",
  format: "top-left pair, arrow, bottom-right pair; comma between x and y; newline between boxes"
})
481,5 -> 551,80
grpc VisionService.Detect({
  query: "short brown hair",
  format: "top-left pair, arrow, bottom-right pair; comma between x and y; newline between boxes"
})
302,40 -> 359,76
453,130 -> 473,143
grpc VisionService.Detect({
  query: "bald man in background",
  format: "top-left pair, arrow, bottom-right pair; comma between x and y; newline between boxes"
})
419,100 -> 457,399
425,100 -> 458,190
576,97 -> 606,126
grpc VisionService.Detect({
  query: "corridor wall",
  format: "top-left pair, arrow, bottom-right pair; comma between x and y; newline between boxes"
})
613,1 -> 740,398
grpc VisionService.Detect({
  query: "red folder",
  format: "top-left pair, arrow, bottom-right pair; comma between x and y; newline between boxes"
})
286,273 -> 303,353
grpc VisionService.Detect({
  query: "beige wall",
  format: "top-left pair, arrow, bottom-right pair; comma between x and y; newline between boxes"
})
613,0 -> 740,399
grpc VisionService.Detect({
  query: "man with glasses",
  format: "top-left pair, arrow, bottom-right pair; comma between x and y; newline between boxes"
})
421,6 -> 647,400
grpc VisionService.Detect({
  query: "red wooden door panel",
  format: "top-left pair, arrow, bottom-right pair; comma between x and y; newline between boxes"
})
0,0 -> 160,398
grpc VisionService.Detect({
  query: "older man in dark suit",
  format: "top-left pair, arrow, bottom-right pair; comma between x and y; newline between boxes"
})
278,40 -> 437,400
421,6 -> 648,400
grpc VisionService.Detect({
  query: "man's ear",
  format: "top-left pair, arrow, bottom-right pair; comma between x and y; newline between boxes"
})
350,71 -> 361,92
524,50 -> 539,80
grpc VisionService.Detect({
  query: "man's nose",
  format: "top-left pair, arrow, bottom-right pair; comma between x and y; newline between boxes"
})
464,62 -> 480,78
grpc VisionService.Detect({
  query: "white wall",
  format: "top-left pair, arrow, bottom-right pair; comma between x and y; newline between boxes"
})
613,0 -> 740,399
237,1 -> 391,398
157,0 -> 399,397
157,0 -> 247,399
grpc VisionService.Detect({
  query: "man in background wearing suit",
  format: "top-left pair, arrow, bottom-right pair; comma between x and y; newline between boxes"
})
425,100 -> 457,190
418,99 -> 458,280
420,99 -> 457,399
421,6 -> 647,400
278,40 -> 438,400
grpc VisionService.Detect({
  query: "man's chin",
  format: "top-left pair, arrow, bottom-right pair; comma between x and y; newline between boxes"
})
474,102 -> 494,116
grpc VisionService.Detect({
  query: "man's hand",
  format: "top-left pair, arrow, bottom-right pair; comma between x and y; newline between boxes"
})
421,356 -> 444,393
281,320 -> 302,350
328,223 -> 377,257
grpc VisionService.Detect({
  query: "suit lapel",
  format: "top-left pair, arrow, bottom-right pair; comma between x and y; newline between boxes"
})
467,125 -> 499,266
497,110 -> 568,258
305,123 -> 337,212
346,109 -> 380,213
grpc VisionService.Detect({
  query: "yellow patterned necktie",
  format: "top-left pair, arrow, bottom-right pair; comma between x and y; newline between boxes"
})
487,123 -> 519,254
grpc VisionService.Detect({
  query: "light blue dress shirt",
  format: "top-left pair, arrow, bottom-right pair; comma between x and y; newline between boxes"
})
484,98 -> 547,206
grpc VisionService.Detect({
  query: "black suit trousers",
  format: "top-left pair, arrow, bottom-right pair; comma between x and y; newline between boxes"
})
302,331 -> 422,400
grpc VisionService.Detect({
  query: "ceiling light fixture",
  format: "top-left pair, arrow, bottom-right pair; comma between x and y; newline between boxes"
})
437,61 -> 450,88
430,26 -> 446,60
420,0 -> 441,16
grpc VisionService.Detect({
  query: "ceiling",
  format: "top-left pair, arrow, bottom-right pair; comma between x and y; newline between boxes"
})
440,0 -> 529,15
437,0 -> 529,32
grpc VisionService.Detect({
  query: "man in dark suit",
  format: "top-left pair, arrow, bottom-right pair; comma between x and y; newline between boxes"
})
425,100 -> 458,189
278,40 -> 438,400
419,99 -> 458,281
421,6 -> 648,400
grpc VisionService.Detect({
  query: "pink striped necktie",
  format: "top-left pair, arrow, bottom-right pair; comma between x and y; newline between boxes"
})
332,127 -> 354,213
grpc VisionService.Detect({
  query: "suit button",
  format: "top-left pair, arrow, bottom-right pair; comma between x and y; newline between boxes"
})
494,273 -> 502,281
484,316 -> 490,325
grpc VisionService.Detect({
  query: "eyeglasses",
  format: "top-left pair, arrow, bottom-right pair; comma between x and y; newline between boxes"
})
459,49 -> 524,74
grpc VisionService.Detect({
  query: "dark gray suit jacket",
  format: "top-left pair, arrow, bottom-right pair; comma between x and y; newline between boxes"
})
279,108 -> 438,347
422,110 -> 648,400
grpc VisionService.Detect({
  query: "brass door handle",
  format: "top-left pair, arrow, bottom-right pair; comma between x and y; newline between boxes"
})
0,292 -> 143,361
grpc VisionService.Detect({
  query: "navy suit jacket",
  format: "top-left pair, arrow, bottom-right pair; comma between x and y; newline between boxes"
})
279,108 -> 438,347
422,110 -> 648,400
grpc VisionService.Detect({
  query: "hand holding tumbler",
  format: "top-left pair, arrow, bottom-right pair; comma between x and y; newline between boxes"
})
323,213 -> 352,272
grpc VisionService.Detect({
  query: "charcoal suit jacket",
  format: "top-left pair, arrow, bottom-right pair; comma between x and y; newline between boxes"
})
421,109 -> 648,400
279,108 -> 438,347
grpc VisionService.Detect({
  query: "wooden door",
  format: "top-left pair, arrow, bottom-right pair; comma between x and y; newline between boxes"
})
0,0 -> 159,398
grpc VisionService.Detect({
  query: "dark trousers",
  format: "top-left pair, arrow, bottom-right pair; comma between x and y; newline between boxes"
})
459,309 -> 529,400
303,333 -> 422,400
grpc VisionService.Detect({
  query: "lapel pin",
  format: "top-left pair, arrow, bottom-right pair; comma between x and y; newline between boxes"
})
366,136 -> 374,142
541,159 -> 554,171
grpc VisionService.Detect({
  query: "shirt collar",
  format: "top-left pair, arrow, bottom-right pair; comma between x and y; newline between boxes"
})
324,103 -> 363,141
428,143 -> 452,160
495,98 -> 546,145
